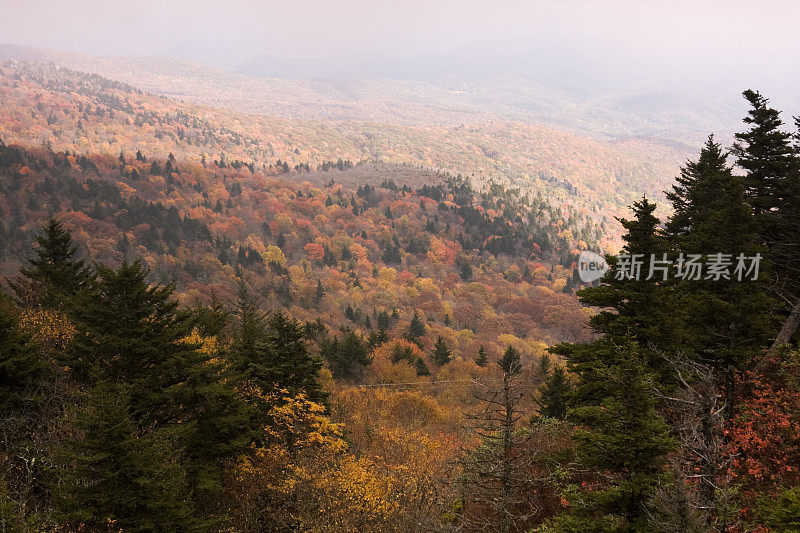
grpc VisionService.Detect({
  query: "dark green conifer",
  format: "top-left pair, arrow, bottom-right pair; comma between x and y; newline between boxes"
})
0,293 -> 49,415
537,364 -> 570,420
55,383 -> 197,532
668,137 -> 775,370
405,310 -> 427,345
732,90 -> 796,219
414,357 -> 430,376
66,261 -> 250,506
234,305 -> 327,407
549,341 -> 673,531
475,346 -> 488,367
10,219 -> 91,308
431,335 -> 452,365
320,329 -> 372,379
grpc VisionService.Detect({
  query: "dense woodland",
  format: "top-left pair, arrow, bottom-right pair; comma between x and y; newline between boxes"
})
0,59 -> 686,244
1,58 -> 800,532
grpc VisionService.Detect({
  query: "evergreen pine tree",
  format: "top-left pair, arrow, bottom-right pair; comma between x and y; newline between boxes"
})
65,261 -> 199,417
405,310 -> 427,346
55,383 -> 197,532
557,197 -> 674,395
319,329 -> 372,379
731,91 -> 800,356
0,293 -> 49,416
377,310 -> 391,330
314,280 -> 325,306
578,197 -> 670,346
65,261 -> 250,507
10,219 -> 91,308
189,291 -> 229,340
475,346 -> 488,367
732,90 -> 796,219
414,357 -> 431,376
431,335 -> 452,365
231,278 -> 267,367
235,309 -> 328,407
550,341 -> 674,531
537,365 -> 570,420
497,345 -> 521,375
667,137 -> 776,395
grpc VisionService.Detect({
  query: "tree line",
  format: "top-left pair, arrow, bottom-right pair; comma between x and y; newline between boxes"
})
1,219 -> 331,530
539,90 -> 800,531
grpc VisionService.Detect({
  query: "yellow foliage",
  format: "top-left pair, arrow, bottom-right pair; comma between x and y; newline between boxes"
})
229,391 -> 410,532
181,327 -> 218,356
262,244 -> 287,268
378,267 -> 396,282
552,277 -> 567,291
19,308 -> 76,351
442,301 -> 453,318
413,277 -> 440,296
504,264 -> 522,282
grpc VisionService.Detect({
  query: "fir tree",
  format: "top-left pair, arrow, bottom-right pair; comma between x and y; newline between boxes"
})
189,291 -> 229,340
377,310 -> 391,330
319,329 -> 372,379
235,309 -> 328,407
367,328 -> 389,349
732,90 -> 796,219
550,341 -> 674,531
414,357 -> 431,376
55,383 -> 197,532
314,280 -> 325,306
537,365 -> 570,420
65,261 -> 199,417
10,219 -> 91,308
578,197 -> 669,346
497,345 -> 521,375
731,91 -> 800,357
231,278 -> 267,367
559,197 -> 674,391
405,310 -> 427,346
666,137 -> 776,408
0,293 -> 49,416
431,335 -> 452,365
65,261 -> 249,506
475,346 -> 488,367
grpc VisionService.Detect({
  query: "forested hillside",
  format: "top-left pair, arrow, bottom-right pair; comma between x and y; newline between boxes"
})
0,139 -> 597,346
0,59 -> 690,241
0,59 -> 606,532
1,54 -> 800,532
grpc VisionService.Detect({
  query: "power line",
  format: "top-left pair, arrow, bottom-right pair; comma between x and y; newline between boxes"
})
356,379 -> 474,389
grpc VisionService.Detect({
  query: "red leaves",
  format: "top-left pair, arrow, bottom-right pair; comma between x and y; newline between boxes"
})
728,353 -> 800,503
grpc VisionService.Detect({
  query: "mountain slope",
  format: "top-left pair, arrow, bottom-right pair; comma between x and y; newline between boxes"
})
0,43 -> 741,144
0,59 -> 690,243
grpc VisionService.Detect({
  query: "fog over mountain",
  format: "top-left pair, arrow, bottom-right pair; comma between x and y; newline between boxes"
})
1,1 -> 798,145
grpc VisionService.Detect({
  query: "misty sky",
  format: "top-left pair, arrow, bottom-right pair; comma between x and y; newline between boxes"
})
2,0 -> 799,100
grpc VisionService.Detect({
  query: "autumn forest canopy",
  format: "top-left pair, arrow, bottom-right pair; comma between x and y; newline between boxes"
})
0,48 -> 800,533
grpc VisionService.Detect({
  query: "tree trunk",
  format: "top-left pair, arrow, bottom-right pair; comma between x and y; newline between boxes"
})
764,300 -> 800,362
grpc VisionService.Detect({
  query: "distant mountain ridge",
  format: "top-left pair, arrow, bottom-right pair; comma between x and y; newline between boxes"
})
0,58 -> 692,243
0,43 -> 734,146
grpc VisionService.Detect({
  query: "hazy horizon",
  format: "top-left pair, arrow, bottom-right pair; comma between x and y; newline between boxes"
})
2,1 -> 799,99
